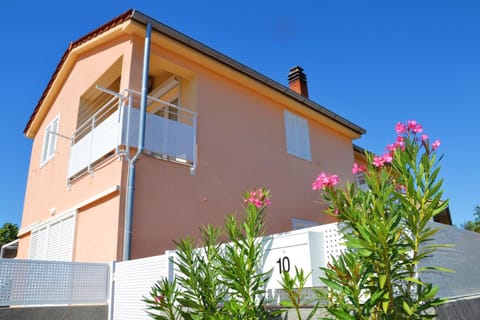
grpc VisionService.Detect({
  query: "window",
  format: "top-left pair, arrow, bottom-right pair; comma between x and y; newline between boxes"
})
284,110 -> 311,161
355,172 -> 369,191
149,76 -> 180,122
29,213 -> 75,261
40,115 -> 60,166
292,218 -> 318,230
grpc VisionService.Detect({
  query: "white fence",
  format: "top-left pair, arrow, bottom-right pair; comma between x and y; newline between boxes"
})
111,223 -> 345,319
110,222 -> 480,319
112,253 -> 174,320
0,259 -> 110,306
1,222 -> 479,319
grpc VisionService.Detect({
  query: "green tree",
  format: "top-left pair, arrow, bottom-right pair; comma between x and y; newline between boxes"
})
461,206 -> 480,233
0,222 -> 18,246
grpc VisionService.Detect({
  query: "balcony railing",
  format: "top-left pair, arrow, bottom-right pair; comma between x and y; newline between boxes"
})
67,88 -> 197,181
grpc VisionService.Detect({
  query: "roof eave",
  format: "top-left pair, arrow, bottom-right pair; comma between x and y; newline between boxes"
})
25,9 -> 366,138
131,10 -> 366,136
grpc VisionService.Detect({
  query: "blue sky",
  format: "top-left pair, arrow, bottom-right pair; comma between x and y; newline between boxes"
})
1,1 -> 479,228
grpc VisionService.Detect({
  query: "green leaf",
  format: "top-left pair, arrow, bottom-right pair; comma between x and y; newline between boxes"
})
418,266 -> 454,273
382,301 -> 389,313
370,289 -> 384,305
330,309 -> 355,320
320,278 -> 344,292
404,277 -> 426,286
358,248 -> 372,257
379,274 -> 387,289
423,285 -> 439,300
403,301 -> 413,315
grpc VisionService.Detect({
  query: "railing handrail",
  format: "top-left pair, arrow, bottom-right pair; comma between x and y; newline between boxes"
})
73,87 -> 197,142
125,88 -> 197,117
73,95 -> 120,139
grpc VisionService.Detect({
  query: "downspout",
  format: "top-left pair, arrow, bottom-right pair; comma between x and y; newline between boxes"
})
123,22 -> 152,261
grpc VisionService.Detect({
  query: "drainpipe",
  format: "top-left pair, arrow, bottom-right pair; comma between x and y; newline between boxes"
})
123,22 -> 152,261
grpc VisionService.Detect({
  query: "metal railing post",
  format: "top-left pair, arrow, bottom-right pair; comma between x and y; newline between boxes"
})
107,260 -> 116,320
88,116 -> 96,175
190,114 -> 197,175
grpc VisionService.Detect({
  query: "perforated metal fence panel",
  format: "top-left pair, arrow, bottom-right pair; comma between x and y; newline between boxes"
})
0,259 -> 109,306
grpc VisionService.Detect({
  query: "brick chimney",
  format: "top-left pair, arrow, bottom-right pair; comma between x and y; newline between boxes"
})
288,66 -> 309,98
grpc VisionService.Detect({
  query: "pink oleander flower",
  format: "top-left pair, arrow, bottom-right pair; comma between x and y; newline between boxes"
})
387,143 -> 396,153
407,120 -> 423,134
431,139 -> 441,151
373,155 -> 385,167
382,153 -> 393,164
330,174 -> 340,186
395,122 -> 407,134
394,135 -> 405,151
312,172 -> 340,190
244,188 -> 271,208
352,163 -> 366,175
421,134 -> 429,141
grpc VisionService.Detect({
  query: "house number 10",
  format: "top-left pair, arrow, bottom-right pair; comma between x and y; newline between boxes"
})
276,256 -> 291,274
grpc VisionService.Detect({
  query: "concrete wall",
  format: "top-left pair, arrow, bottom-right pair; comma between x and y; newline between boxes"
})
0,305 -> 107,320
420,222 -> 480,298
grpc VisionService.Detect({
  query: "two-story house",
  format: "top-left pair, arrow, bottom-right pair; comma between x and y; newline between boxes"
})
17,9 -> 366,263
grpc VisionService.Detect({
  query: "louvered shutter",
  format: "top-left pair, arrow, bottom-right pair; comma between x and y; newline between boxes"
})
284,110 -> 296,156
29,227 -> 48,260
295,115 -> 311,160
47,220 -> 62,260
284,110 -> 311,161
58,215 -> 75,261
29,213 -> 75,261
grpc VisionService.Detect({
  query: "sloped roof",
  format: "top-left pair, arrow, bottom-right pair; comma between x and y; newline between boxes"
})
24,9 -> 366,136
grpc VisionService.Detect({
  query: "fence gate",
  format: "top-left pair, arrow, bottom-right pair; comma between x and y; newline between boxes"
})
112,252 -> 173,320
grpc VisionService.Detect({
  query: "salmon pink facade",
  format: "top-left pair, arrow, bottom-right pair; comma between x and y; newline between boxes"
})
19,10 -> 366,262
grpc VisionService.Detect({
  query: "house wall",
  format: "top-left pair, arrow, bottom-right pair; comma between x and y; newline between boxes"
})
20,25 -> 361,262
18,36 -> 136,260
128,38 -> 357,258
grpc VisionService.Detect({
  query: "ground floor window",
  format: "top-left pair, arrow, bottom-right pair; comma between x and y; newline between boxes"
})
29,213 -> 75,261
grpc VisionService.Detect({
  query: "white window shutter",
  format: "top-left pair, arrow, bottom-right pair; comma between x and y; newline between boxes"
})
29,213 -> 75,261
58,215 -> 75,261
40,115 -> 60,165
284,110 -> 311,161
296,116 -> 311,160
47,221 -> 62,261
284,110 -> 296,155
29,229 -> 39,259
30,227 -> 48,260
48,118 -> 59,159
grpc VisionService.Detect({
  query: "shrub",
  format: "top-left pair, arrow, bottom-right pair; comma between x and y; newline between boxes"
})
145,188 -> 271,320
314,120 -> 449,319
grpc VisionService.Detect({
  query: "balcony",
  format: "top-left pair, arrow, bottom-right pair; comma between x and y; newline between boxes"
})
67,88 -> 197,182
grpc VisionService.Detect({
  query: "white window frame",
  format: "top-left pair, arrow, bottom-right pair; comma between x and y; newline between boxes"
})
29,211 -> 76,261
284,110 -> 311,161
355,172 -> 369,191
40,114 -> 60,166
